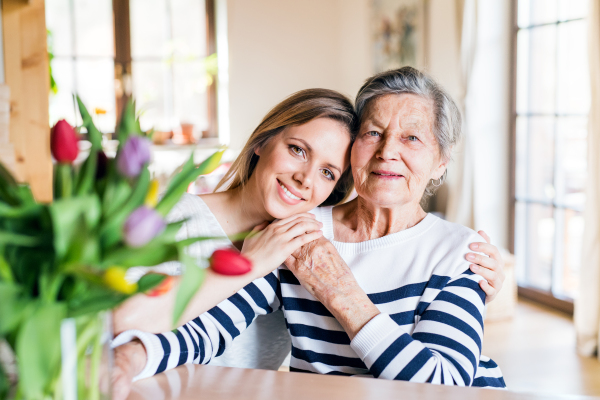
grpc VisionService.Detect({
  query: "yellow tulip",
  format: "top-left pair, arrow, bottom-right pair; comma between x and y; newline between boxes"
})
145,179 -> 160,207
103,266 -> 138,294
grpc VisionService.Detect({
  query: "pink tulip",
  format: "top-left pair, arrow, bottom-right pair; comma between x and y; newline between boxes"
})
123,206 -> 166,247
117,136 -> 151,178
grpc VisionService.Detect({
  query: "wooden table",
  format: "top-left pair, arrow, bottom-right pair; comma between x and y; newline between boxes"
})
128,365 -> 599,400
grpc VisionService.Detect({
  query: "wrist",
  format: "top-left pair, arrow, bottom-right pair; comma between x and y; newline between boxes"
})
123,340 -> 147,378
327,288 -> 380,340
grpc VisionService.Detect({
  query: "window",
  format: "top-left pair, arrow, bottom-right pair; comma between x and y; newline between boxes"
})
514,0 -> 590,300
46,0 -> 217,141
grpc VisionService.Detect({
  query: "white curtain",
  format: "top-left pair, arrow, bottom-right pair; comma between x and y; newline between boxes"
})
445,0 -> 477,228
575,0 -> 600,359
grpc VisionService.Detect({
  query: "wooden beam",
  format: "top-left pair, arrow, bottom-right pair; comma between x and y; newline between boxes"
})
2,0 -> 52,202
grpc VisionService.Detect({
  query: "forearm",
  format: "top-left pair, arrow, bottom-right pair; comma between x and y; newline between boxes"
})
350,269 -> 486,385
114,269 -> 266,334
325,288 -> 380,340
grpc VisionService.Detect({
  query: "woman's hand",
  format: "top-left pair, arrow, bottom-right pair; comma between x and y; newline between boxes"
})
241,213 -> 324,279
284,238 -> 380,340
466,230 -> 505,303
112,340 -> 147,400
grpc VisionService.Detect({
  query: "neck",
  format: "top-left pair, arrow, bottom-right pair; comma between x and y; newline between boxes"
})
217,178 -> 274,234
339,197 -> 426,241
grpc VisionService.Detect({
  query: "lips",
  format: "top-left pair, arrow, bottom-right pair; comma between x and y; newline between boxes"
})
371,170 -> 404,178
277,179 -> 305,205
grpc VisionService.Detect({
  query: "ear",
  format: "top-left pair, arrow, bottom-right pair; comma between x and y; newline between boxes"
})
254,145 -> 262,157
432,157 -> 449,181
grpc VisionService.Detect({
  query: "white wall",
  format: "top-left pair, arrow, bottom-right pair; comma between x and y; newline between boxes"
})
224,0 -> 512,248
226,0 -> 371,150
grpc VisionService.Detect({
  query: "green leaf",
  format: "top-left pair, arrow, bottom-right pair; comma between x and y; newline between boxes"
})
172,252 -> 205,327
116,99 -> 144,149
74,148 -> 98,196
15,185 -> 36,206
0,203 -> 44,219
54,163 -> 74,199
16,301 -> 66,399
101,243 -> 179,268
63,216 -> 100,265
155,149 -> 224,217
75,95 -> 102,150
0,253 -> 14,282
164,154 -> 195,195
137,273 -> 167,293
67,289 -> 127,318
49,195 -> 101,260
0,282 -> 31,335
0,231 -> 41,247
102,179 -> 132,219
99,168 -> 150,249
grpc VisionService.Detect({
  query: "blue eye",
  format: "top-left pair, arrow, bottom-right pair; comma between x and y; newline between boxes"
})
367,131 -> 380,137
408,135 -> 418,142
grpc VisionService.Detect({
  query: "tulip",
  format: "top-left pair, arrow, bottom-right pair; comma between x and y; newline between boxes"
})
103,266 -> 138,294
146,275 -> 175,297
51,119 -> 78,163
144,179 -> 160,207
117,136 -> 151,178
123,206 -> 166,247
210,249 -> 252,276
95,151 -> 109,180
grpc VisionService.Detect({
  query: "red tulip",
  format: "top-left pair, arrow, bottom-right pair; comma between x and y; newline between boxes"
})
51,120 -> 79,163
146,275 -> 175,297
210,249 -> 252,276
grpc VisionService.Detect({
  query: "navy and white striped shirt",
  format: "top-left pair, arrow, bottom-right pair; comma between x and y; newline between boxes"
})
115,207 -> 505,388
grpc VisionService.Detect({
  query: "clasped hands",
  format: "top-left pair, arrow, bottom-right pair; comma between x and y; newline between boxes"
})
284,238 -> 380,340
283,233 -> 506,340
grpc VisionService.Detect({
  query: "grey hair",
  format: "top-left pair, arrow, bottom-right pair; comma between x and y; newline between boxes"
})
355,66 -> 462,202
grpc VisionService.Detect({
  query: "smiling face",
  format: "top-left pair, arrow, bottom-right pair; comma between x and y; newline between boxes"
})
249,117 -> 352,219
352,93 -> 448,209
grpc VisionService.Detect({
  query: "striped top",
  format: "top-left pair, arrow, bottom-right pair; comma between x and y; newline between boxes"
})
114,206 -> 505,388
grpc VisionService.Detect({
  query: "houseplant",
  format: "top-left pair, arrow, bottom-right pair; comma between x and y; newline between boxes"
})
0,97 -> 243,399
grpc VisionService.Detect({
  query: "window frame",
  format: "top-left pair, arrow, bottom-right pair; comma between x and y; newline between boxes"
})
510,0 -> 589,314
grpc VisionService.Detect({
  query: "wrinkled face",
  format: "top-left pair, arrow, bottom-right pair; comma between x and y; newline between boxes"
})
251,118 -> 352,219
352,94 -> 447,208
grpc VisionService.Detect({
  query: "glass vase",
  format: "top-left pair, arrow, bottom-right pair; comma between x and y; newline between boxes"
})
56,311 -> 113,400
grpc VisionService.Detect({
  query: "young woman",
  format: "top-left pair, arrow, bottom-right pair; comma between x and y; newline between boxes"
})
112,88 -> 504,399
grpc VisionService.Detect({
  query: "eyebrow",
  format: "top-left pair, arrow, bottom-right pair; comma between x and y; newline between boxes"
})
290,137 -> 342,175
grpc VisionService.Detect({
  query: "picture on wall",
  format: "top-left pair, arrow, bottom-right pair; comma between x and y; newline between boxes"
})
371,0 -> 427,73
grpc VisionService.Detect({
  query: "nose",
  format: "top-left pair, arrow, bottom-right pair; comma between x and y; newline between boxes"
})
292,164 -> 313,190
376,135 -> 400,161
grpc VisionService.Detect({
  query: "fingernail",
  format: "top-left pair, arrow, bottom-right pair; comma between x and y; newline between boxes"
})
470,243 -> 478,250
467,254 -> 476,260
471,264 -> 479,271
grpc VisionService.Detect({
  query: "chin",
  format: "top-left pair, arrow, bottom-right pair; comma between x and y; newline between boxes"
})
265,202 -> 301,219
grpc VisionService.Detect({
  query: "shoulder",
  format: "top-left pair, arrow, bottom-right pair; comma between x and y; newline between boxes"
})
166,192 -> 213,222
424,215 -> 485,277
428,215 -> 484,247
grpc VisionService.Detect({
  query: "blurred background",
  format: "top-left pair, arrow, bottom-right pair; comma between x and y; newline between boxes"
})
1,0 -> 599,396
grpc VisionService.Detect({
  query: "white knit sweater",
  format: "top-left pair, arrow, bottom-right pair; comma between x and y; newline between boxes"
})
115,197 -> 505,387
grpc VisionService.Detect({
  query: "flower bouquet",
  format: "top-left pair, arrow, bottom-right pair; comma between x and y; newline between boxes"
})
0,97 -> 236,399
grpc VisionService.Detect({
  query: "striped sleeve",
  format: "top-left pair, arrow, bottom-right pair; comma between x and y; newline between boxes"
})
350,269 -> 486,386
112,271 -> 282,381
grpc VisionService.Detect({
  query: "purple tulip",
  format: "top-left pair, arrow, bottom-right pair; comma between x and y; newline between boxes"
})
117,136 -> 151,177
123,206 -> 166,247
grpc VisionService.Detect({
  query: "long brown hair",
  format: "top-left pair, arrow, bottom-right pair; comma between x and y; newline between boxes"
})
215,89 -> 357,206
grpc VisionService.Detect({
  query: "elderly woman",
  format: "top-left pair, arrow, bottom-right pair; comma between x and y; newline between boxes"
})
113,67 -> 505,391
